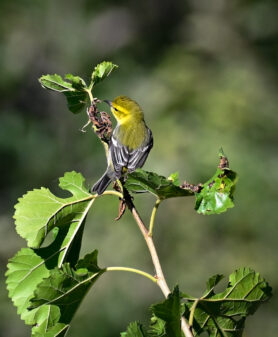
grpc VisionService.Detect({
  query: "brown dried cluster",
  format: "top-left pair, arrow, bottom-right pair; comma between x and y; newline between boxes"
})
180,155 -> 230,193
180,182 -> 203,193
218,155 -> 229,169
87,100 -> 112,143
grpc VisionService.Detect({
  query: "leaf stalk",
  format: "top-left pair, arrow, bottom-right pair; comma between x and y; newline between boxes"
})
86,88 -> 94,103
189,299 -> 199,328
148,198 -> 161,237
106,267 -> 157,283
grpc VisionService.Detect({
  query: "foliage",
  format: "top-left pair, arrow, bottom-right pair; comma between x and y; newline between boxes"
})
39,61 -> 118,113
6,62 -> 271,337
183,268 -> 272,337
39,74 -> 88,114
125,169 -> 194,199
123,270 -> 272,337
194,150 -> 237,215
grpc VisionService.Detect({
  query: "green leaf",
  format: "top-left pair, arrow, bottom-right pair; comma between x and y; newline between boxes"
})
126,152 -> 237,215
122,287 -> 183,337
195,163 -> 237,215
202,274 -> 225,298
125,169 -> 194,199
39,74 -> 88,113
6,248 -> 52,325
31,306 -> 66,337
14,171 -> 92,252
148,316 -> 166,336
121,322 -> 147,337
152,286 -> 182,337
6,248 -> 103,337
167,172 -> 180,186
6,220 -> 86,326
64,74 -> 86,89
29,259 -> 104,328
182,268 -> 272,337
75,251 -> 101,273
91,61 -> 118,86
32,322 -> 69,337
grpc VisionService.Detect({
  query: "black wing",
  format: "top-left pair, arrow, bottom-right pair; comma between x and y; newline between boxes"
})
109,128 -> 153,178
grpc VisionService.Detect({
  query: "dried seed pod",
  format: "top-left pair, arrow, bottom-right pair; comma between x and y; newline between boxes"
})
87,100 -> 112,143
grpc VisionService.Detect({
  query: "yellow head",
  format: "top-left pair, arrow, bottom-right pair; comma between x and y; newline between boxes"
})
108,96 -> 144,124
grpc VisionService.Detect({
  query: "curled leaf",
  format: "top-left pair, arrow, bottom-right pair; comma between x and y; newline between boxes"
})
91,61 -> 118,85
39,74 -> 88,114
194,152 -> 237,215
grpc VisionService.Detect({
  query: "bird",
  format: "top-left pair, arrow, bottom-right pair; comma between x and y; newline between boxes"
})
91,95 -> 153,195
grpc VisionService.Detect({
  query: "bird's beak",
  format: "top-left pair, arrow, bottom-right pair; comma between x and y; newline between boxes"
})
103,100 -> 112,107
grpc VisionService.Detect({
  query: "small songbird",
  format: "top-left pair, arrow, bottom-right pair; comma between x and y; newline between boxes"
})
92,96 -> 153,195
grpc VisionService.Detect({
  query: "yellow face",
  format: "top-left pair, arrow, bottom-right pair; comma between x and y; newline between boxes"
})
111,96 -> 143,123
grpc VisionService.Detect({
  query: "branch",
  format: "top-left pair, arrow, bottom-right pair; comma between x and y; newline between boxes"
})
123,188 -> 193,337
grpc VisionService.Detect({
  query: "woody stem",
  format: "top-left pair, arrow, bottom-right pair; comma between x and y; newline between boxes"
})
123,188 -> 193,337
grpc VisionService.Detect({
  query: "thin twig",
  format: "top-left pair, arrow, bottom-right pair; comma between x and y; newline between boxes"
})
123,188 -> 193,337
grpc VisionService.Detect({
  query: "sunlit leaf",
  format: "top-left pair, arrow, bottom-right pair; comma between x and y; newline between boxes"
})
125,169 -> 193,199
6,247 -> 103,337
29,257 -> 104,333
32,322 -> 69,337
91,61 -> 118,86
182,268 -> 272,337
121,322 -> 146,337
167,172 -> 180,186
39,74 -> 88,113
6,248 -> 52,325
148,316 -> 166,336
194,151 -> 237,215
14,171 -> 92,250
195,166 -> 237,215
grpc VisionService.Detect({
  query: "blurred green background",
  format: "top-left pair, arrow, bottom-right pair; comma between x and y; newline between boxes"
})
1,0 -> 278,336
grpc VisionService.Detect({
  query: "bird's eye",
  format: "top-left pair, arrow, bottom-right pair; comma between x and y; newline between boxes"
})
113,107 -> 119,112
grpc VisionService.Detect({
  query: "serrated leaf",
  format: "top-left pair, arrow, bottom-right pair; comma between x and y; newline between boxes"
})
39,74 -> 88,114
125,169 -> 193,199
121,322 -> 147,337
148,316 -> 166,336
32,323 -> 69,337
75,250 -> 101,273
31,305 -> 62,336
5,248 -> 52,325
152,287 -> 182,337
183,268 -> 272,337
195,166 -> 237,215
64,74 -> 86,89
91,61 -> 118,86
29,259 -> 104,327
167,172 -> 180,186
6,248 -> 102,337
5,222 -> 83,325
14,171 -> 92,253
202,274 -> 225,298
123,287 -> 183,337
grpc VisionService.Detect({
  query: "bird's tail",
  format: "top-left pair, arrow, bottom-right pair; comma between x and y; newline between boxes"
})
91,171 -> 112,195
